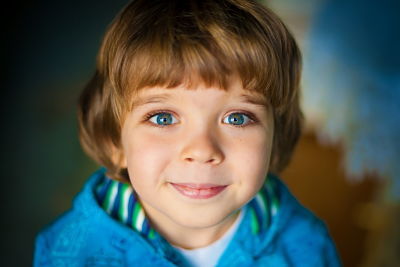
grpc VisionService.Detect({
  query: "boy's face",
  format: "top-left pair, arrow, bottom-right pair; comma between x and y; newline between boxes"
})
120,78 -> 274,232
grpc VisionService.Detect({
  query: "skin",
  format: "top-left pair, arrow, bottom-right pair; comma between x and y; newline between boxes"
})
119,78 -> 274,249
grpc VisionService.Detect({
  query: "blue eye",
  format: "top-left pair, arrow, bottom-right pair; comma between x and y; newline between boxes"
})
223,113 -> 251,126
146,111 -> 254,127
149,112 -> 178,126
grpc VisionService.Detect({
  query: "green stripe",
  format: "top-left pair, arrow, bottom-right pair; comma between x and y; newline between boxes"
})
249,207 -> 260,234
148,228 -> 156,240
102,180 -> 117,211
131,202 -> 141,229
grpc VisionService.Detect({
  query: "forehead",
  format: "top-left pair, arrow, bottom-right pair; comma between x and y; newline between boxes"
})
131,80 -> 269,109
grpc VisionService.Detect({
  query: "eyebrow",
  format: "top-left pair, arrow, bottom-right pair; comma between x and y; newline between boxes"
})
238,94 -> 269,107
131,93 -> 268,109
131,94 -> 172,109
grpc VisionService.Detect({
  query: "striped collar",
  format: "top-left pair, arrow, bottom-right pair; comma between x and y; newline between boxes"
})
95,174 -> 280,239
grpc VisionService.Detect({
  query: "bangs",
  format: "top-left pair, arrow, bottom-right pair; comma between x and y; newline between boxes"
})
99,0 -> 299,113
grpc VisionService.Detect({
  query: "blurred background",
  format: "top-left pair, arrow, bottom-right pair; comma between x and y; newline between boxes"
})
3,0 -> 399,266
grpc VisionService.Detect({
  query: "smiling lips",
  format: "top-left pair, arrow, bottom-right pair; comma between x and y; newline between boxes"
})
170,183 -> 228,199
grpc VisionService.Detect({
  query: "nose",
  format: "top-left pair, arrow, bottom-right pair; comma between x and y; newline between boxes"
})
180,129 -> 224,165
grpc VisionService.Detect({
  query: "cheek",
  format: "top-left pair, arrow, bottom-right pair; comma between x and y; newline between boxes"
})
227,130 -> 273,181
231,130 -> 272,161
124,131 -> 176,182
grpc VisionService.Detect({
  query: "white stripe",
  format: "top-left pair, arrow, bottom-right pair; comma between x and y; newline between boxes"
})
266,181 -> 278,216
135,208 -> 145,232
271,203 -> 278,216
106,182 -> 119,213
121,186 -> 133,223
255,194 -> 267,220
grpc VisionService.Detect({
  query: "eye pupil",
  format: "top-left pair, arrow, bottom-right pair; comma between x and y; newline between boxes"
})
228,113 -> 245,125
157,113 -> 173,125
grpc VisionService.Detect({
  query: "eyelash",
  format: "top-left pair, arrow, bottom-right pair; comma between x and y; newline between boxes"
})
142,110 -> 258,128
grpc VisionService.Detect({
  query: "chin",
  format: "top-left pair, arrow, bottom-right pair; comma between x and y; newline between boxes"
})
171,210 -> 235,230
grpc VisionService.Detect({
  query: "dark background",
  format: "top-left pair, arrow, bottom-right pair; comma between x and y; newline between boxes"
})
3,1 -> 127,265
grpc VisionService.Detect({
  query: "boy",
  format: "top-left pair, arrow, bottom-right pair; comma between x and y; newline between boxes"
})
34,0 -> 341,266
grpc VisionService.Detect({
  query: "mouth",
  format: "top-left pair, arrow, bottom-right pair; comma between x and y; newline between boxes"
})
170,183 -> 228,199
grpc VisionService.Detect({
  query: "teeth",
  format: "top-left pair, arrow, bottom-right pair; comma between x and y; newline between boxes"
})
171,183 -> 226,199
185,189 -> 198,196
178,186 -> 213,196
183,187 -> 201,195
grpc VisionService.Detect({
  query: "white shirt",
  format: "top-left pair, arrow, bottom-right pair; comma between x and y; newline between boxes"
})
173,208 -> 245,267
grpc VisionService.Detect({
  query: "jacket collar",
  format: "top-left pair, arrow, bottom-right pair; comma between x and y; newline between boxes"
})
94,169 -> 280,240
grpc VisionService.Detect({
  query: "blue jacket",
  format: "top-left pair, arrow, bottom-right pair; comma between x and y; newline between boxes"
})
34,170 -> 341,266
